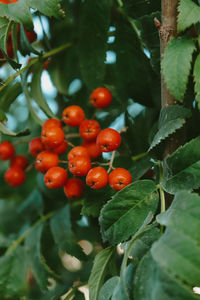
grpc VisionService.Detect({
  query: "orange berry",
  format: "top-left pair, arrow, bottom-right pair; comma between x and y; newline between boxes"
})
79,119 -> 101,142
62,105 -> 85,127
82,141 -> 102,159
90,87 -> 112,108
42,118 -> 62,131
44,167 -> 68,189
109,168 -> 132,191
0,141 -> 15,160
86,167 -> 108,189
67,146 -> 89,161
64,178 -> 84,199
4,167 -> 26,187
53,140 -> 68,155
41,127 -> 64,149
35,151 -> 59,173
29,137 -> 44,157
96,128 -> 121,152
68,155 -> 91,176
10,155 -> 28,170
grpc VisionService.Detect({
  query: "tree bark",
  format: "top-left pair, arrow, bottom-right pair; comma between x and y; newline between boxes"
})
161,0 -> 181,157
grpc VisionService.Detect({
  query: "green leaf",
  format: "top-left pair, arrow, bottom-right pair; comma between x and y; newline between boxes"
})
99,180 -> 158,245
151,191 -> 200,288
0,82 -> 22,112
130,156 -> 153,181
0,17 -> 12,52
88,246 -> 114,300
112,264 -> 134,300
0,122 -> 30,136
77,0 -> 111,90
194,54 -> 200,110
0,48 -> 21,69
0,246 -> 28,298
0,109 -> 7,122
122,0 -> 161,19
114,17 -> 154,106
149,105 -> 191,151
99,276 -> 119,300
50,205 -> 87,261
30,62 -> 55,119
161,37 -> 196,101
178,0 -> 200,33
18,189 -> 43,219
28,0 -> 64,19
134,251 -> 199,300
25,223 -> 50,290
19,23 -> 40,56
162,136 -> 200,194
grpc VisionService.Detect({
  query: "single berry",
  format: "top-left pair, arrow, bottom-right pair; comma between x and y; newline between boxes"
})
29,137 -> 44,157
68,155 -> 91,176
96,128 -> 121,152
0,141 -> 15,160
90,87 -> 112,108
53,140 -> 68,155
10,155 -> 28,170
42,118 -> 62,131
67,146 -> 89,161
41,127 -> 64,149
64,178 -> 84,199
86,167 -> 108,189
44,167 -> 68,189
4,167 -> 26,187
82,141 -> 102,160
79,119 -> 101,142
62,105 -> 85,127
35,150 -> 59,173
109,168 -> 132,191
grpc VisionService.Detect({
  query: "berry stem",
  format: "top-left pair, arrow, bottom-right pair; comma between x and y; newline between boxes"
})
107,151 -> 116,173
65,133 -> 80,139
132,152 -> 147,161
67,141 -> 75,148
13,137 -> 31,146
25,162 -> 34,172
59,160 -> 68,164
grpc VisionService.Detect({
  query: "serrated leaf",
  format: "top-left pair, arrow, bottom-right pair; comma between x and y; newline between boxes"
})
99,276 -> 119,300
151,191 -> 200,288
134,251 -> 199,300
30,62 -> 55,118
162,136 -> 200,194
161,37 -> 196,101
0,17 -> 12,52
178,0 -> 200,33
28,0 -> 64,19
0,246 -> 28,298
50,205 -> 87,261
77,0 -> 111,90
99,180 -> 158,245
149,105 -> 191,151
194,54 -> 200,109
88,246 -> 114,300
25,223 -> 50,290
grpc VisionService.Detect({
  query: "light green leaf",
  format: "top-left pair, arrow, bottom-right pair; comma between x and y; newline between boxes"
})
112,264 -> 134,300
161,37 -> 196,101
99,277 -> 119,300
152,191 -> 200,288
88,246 -> 114,300
149,105 -> 191,151
77,0 -> 111,90
194,54 -> 200,110
25,223 -> 50,290
178,0 -> 200,33
0,122 -> 30,136
162,136 -> 200,194
99,180 -> 158,245
0,246 -> 28,298
50,205 -> 87,261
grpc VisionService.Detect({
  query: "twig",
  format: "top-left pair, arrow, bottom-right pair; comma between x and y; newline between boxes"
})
107,151 -> 116,173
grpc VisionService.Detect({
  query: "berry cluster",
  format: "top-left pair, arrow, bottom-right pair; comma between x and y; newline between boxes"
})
1,88 -> 132,199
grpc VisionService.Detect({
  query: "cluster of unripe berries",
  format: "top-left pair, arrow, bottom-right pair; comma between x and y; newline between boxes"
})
0,87 -> 132,199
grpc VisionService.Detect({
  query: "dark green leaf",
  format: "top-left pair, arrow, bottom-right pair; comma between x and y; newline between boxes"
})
112,264 -> 134,300
99,180 -> 158,245
122,0 -> 160,18
0,246 -> 27,298
77,0 -> 111,89
162,136 -> 200,194
88,246 -> 114,300
161,37 -> 196,101
25,223 -> 50,289
0,82 -> 22,112
178,0 -> 200,33
0,109 -> 7,122
28,0 -> 64,19
18,189 -> 43,219
0,48 -> 21,69
0,17 -> 12,52
19,24 -> 40,56
99,276 -> 119,300
50,205 -> 87,261
130,156 -> 154,181
194,54 -> 200,110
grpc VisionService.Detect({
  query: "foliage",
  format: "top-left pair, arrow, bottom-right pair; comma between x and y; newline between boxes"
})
0,0 -> 200,299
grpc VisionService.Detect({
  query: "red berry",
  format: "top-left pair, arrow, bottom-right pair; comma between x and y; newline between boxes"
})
53,140 -> 68,155
0,141 -> 15,160
64,178 -> 84,199
109,168 -> 132,191
44,167 -> 68,189
86,167 -> 108,189
96,128 -> 121,152
43,59 -> 51,70
79,119 -> 101,142
41,127 -> 64,149
68,155 -> 91,176
4,167 -> 26,187
90,87 -> 112,108
67,146 -> 89,161
10,155 -> 28,170
82,141 -> 102,160
29,137 -> 44,157
62,105 -> 85,127
42,118 -> 62,131
35,151 -> 59,173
